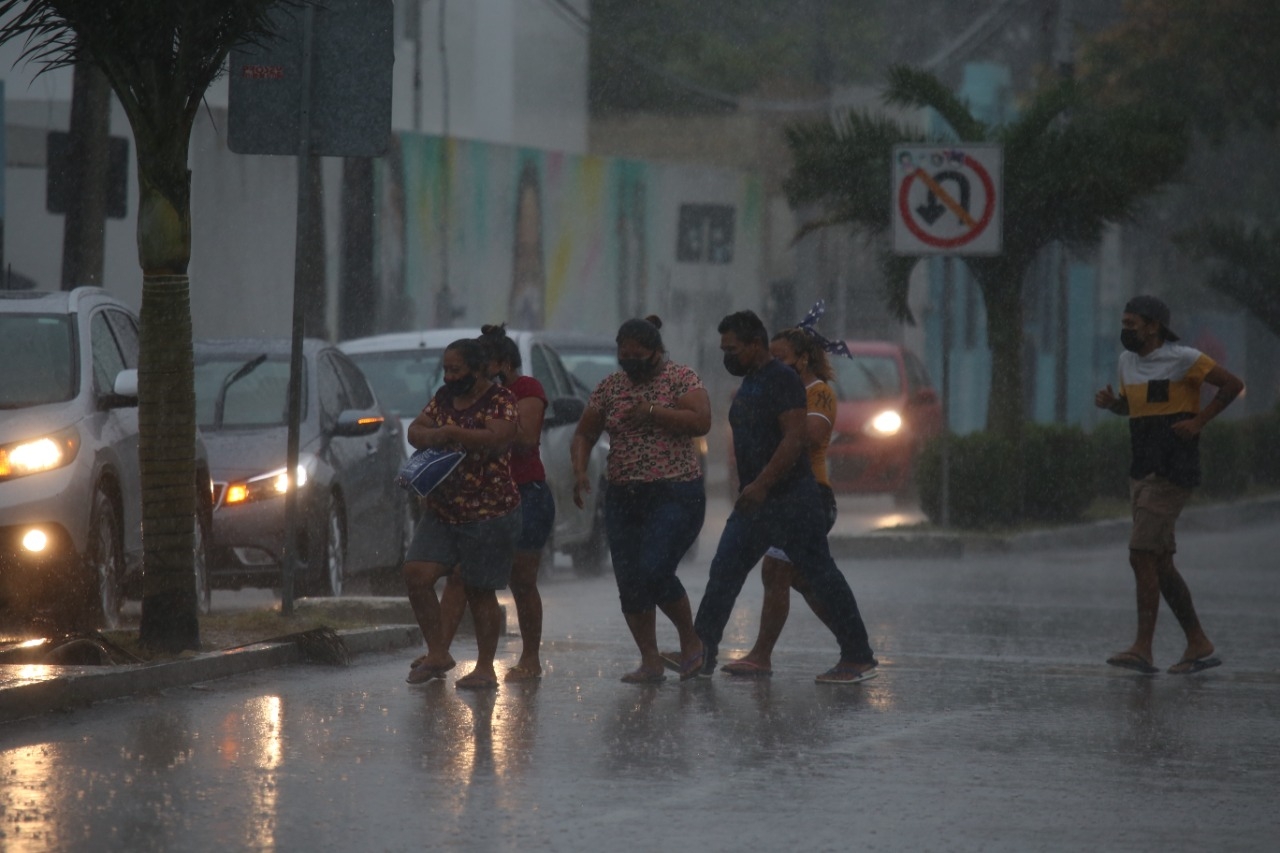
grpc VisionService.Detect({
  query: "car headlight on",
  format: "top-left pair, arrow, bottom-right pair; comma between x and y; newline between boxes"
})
223,454 -> 315,505
0,427 -> 80,481
864,410 -> 904,438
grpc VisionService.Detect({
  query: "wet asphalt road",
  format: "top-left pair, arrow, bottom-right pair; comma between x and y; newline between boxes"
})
2,516 -> 1278,852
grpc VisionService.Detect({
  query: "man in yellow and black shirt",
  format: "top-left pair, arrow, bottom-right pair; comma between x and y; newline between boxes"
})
1095,295 -> 1243,676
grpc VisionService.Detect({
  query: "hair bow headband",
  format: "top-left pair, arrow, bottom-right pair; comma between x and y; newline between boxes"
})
797,299 -> 853,359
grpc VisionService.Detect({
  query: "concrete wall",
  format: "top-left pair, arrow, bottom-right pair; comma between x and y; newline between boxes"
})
1,0 -> 589,334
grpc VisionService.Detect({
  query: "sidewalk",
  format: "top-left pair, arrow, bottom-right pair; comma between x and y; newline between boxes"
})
4,489 -> 1279,723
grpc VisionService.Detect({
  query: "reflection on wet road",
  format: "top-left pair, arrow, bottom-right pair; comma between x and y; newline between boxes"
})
2,520 -> 1278,851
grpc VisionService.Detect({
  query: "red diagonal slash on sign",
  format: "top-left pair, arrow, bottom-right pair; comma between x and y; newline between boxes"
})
913,168 -> 976,227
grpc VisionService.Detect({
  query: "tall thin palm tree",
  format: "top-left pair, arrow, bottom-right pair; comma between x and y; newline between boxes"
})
0,0 -> 299,651
786,65 -> 1189,445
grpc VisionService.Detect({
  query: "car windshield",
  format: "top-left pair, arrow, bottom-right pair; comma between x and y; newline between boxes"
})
830,354 -> 903,402
557,350 -> 617,392
345,349 -> 442,418
0,314 -> 77,409
193,354 -> 300,429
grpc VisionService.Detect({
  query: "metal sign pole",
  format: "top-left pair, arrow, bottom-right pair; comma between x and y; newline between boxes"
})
281,5 -> 316,617
940,256 -> 953,529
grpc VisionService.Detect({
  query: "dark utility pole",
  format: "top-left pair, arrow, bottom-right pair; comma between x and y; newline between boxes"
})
60,61 -> 110,289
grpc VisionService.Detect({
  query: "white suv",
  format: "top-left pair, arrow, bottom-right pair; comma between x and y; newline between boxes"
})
0,287 -> 211,631
340,329 -> 611,575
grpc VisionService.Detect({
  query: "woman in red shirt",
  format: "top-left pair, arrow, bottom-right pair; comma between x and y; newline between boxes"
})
479,324 -> 554,680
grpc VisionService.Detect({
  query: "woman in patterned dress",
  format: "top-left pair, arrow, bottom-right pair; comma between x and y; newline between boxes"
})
402,338 -> 521,690
570,316 -> 711,683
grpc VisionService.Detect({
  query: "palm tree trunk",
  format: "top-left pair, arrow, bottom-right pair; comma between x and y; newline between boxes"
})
978,267 -> 1028,521
135,158 -> 199,653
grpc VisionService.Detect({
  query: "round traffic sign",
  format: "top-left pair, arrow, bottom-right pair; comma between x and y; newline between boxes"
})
897,152 -> 997,250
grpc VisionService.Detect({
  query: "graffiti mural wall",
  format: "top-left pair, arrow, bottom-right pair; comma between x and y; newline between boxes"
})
376,132 -> 763,372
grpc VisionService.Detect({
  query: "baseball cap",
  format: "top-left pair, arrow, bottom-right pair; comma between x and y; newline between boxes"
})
1123,295 -> 1180,342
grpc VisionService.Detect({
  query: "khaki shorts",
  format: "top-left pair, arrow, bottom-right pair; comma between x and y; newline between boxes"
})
1129,474 -> 1191,554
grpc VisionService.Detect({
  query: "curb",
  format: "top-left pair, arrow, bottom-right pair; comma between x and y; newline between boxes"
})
0,625 -> 422,724
827,493 -> 1280,559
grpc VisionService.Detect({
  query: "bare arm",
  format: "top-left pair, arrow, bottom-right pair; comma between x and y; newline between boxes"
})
407,410 -> 440,449
737,407 -> 807,512
1174,364 -> 1245,438
1094,384 -> 1129,416
571,406 -> 606,508
805,411 -> 833,449
514,396 -> 546,448
623,387 -> 711,436
409,411 -> 516,454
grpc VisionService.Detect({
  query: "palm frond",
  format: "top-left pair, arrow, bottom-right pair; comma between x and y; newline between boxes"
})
883,64 -> 986,141
1176,219 -> 1280,339
0,1 -> 306,128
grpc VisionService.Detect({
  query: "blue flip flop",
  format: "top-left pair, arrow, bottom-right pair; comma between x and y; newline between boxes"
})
1167,656 -> 1222,675
1106,652 -> 1159,675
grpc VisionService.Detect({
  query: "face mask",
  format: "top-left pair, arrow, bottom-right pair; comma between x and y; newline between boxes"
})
444,374 -> 477,396
492,370 -> 508,386
723,353 -> 748,377
619,355 -> 657,382
1120,329 -> 1145,353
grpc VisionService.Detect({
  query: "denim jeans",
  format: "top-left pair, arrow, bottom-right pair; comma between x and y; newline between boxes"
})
694,476 -> 875,665
604,478 -> 705,614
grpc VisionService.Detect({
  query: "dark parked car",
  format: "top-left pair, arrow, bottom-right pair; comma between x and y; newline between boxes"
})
193,339 -> 406,596
0,287 -> 212,630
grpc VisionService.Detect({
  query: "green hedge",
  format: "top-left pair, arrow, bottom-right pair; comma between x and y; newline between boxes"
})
917,406 -> 1280,529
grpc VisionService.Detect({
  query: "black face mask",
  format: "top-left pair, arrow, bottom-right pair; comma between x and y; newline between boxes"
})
619,355 -> 658,382
723,353 -> 749,377
1120,329 -> 1145,353
444,374 -> 477,396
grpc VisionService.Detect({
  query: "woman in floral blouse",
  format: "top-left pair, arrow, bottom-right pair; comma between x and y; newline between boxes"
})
571,316 -> 711,683
403,338 -> 521,690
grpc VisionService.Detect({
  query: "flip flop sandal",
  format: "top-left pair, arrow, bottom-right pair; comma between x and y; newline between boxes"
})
720,659 -> 772,677
620,669 -> 667,685
504,664 -> 543,682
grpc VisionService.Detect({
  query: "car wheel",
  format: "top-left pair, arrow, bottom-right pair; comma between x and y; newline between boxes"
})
570,480 -> 609,577
81,486 -> 124,630
317,495 -> 347,597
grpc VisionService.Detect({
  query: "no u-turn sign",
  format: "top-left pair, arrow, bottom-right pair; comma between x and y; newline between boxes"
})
892,144 -> 1002,255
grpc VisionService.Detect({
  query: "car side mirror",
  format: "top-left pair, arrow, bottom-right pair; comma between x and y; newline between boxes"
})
333,409 -> 384,437
544,396 -> 585,429
103,369 -> 139,408
913,387 -> 939,406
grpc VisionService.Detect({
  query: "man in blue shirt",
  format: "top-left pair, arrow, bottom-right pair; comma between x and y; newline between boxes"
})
689,310 -> 877,683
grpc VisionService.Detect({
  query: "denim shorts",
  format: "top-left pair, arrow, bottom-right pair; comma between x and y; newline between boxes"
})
516,480 -> 555,551
405,506 -> 522,589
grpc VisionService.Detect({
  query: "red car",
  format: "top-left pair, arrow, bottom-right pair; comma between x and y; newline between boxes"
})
825,341 -> 943,497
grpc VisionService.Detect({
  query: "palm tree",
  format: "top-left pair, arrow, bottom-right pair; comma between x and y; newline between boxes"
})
1177,221 -> 1280,342
0,1 -> 299,651
785,65 -> 1189,444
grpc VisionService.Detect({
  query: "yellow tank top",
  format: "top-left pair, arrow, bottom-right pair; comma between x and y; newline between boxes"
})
806,380 -> 836,487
